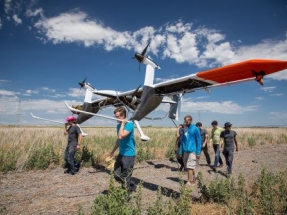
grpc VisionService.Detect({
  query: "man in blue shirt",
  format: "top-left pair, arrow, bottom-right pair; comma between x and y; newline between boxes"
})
177,115 -> 202,187
110,107 -> 137,193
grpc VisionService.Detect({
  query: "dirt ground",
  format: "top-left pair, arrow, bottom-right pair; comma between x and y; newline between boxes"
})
1,143 -> 287,215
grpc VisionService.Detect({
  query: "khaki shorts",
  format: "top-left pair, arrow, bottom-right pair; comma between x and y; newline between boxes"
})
183,152 -> 196,169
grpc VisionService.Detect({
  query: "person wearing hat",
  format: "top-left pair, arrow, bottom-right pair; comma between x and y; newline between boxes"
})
210,120 -> 224,172
220,122 -> 238,177
64,115 -> 82,175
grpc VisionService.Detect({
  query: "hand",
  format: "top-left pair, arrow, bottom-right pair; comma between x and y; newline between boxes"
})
76,144 -> 81,150
121,119 -> 127,124
236,146 -> 238,152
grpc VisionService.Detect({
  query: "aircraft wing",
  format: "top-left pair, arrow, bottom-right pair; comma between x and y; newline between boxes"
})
152,59 -> 287,95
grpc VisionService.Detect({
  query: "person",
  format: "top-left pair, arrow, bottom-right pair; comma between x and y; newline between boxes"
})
220,122 -> 238,177
110,107 -> 137,194
63,115 -> 82,175
174,124 -> 185,171
177,115 -> 201,187
210,120 -> 224,172
195,122 -> 211,166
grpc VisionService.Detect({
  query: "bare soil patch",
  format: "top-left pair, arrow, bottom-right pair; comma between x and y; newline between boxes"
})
1,144 -> 287,215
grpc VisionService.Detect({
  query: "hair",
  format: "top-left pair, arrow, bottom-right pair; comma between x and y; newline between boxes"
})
114,107 -> 126,118
196,122 -> 202,127
184,115 -> 192,121
211,120 -> 218,125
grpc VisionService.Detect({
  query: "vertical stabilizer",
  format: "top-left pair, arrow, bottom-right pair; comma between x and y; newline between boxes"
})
144,64 -> 155,86
168,94 -> 182,121
84,88 -> 93,103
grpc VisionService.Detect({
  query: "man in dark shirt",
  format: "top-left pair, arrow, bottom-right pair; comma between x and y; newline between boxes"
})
64,116 -> 82,175
196,122 -> 211,166
220,122 -> 238,177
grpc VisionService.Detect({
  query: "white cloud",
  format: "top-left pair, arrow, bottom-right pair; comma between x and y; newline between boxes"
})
157,98 -> 257,114
268,70 -> 287,80
270,93 -> 284,97
255,96 -> 264,100
0,89 -> 16,96
12,14 -> 22,25
4,0 -> 12,14
32,12 -> 287,77
26,8 -> 43,17
42,87 -> 56,92
261,86 -> 276,93
269,111 -> 287,119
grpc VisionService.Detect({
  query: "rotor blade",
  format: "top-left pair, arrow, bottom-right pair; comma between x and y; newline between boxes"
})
78,77 -> 87,88
31,112 -> 64,124
141,42 -> 150,56
65,101 -> 126,122
64,102 -> 150,141
132,84 -> 141,97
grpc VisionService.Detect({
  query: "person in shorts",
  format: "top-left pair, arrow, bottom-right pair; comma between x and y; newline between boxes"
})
177,115 -> 201,187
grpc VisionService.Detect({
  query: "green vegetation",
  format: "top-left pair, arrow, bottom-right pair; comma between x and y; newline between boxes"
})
0,127 -> 287,214
0,127 -> 287,172
89,168 -> 287,214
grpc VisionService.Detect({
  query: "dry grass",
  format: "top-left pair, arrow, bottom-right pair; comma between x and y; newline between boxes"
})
0,126 -> 287,172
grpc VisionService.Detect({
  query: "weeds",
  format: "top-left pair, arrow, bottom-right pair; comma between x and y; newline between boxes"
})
198,167 -> 287,215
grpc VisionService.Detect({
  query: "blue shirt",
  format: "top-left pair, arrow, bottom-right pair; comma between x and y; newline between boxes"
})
179,124 -> 202,155
116,122 -> 136,156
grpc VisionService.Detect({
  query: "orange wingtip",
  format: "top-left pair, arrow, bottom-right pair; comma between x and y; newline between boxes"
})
197,59 -> 287,83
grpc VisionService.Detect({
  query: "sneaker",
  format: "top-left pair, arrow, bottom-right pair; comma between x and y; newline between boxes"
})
64,170 -> 71,174
218,164 -> 223,168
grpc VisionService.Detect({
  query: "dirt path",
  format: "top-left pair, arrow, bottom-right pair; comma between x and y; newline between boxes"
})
1,144 -> 287,215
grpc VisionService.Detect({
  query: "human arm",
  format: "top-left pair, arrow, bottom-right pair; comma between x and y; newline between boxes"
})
117,119 -> 130,139
196,127 -> 202,156
76,133 -> 82,150
176,124 -> 183,138
110,139 -> 120,157
64,123 -> 69,135
202,130 -> 208,147
234,135 -> 238,151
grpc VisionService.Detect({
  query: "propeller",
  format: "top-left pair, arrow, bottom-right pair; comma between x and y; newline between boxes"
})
132,42 -> 150,72
78,77 -> 87,90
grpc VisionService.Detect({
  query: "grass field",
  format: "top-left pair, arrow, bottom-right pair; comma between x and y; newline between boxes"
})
1,126 -> 287,173
1,126 -> 287,214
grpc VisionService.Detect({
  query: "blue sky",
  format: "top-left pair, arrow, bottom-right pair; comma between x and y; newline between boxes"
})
1,0 -> 287,128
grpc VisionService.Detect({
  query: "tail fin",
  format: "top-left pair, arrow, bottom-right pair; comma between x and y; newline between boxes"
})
168,94 -> 182,121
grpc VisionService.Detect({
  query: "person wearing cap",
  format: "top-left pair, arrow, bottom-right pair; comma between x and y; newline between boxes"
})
210,120 -> 224,172
177,115 -> 202,187
64,115 -> 82,175
195,122 -> 211,166
220,122 -> 238,177
110,107 -> 137,195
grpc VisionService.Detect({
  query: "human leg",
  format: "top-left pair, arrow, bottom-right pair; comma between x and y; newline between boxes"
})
67,145 -> 76,174
223,149 -> 233,175
113,155 -> 136,192
202,145 -> 211,165
184,153 -> 197,185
